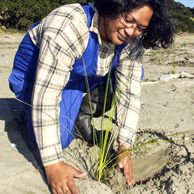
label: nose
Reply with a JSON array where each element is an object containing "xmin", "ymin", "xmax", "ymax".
[{"xmin": 124, "ymin": 26, "xmax": 136, "ymax": 36}]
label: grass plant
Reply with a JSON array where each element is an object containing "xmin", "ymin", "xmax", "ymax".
[
  {"xmin": 151, "ymin": 51, "xmax": 156, "ymax": 59},
  {"xmin": 182, "ymin": 42, "xmax": 186, "ymax": 50}
]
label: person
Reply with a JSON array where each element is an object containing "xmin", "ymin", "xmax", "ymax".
[{"xmin": 8, "ymin": 0, "xmax": 174, "ymax": 193}]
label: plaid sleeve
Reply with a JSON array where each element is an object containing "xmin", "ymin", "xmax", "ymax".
[
  {"xmin": 32, "ymin": 36, "xmax": 73, "ymax": 166},
  {"xmin": 30, "ymin": 4, "xmax": 89, "ymax": 166},
  {"xmin": 115, "ymin": 38, "xmax": 144, "ymax": 147}
]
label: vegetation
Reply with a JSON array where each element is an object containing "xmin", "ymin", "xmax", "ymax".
[
  {"xmin": 0, "ymin": 0, "xmax": 92, "ymax": 31},
  {"xmin": 166, "ymin": 0, "xmax": 194, "ymax": 33},
  {"xmin": 0, "ymin": 0, "xmax": 194, "ymax": 33}
]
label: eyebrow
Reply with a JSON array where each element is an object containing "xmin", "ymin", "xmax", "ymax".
[{"xmin": 129, "ymin": 13, "xmax": 148, "ymax": 28}]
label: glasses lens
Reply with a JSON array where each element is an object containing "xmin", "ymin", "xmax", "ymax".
[{"xmin": 120, "ymin": 13, "xmax": 147, "ymax": 35}]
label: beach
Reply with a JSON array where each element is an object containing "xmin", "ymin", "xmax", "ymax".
[{"xmin": 0, "ymin": 32, "xmax": 193, "ymax": 193}]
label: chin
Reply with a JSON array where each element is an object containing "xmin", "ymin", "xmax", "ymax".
[
  {"xmin": 113, "ymin": 39, "xmax": 125, "ymax": 45},
  {"xmin": 111, "ymin": 34, "xmax": 126, "ymax": 45}
]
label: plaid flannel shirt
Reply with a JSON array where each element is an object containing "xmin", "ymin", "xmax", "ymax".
[{"xmin": 29, "ymin": 3, "xmax": 144, "ymax": 166}]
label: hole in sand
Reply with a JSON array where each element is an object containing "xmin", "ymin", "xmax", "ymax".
[{"xmin": 132, "ymin": 147, "xmax": 179, "ymax": 182}]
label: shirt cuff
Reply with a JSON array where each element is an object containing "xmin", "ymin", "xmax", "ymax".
[
  {"xmin": 39, "ymin": 143, "xmax": 63, "ymax": 166},
  {"xmin": 117, "ymin": 127, "xmax": 137, "ymax": 147}
]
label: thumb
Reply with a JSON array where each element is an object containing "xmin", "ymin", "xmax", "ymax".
[
  {"xmin": 118, "ymin": 157, "xmax": 128, "ymax": 169},
  {"xmin": 118, "ymin": 161, "xmax": 123, "ymax": 168},
  {"xmin": 73, "ymin": 168, "xmax": 87, "ymax": 178}
]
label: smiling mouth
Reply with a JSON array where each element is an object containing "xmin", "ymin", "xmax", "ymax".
[{"xmin": 117, "ymin": 31, "xmax": 126, "ymax": 41}]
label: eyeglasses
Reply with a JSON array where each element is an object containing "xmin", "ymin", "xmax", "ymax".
[{"xmin": 120, "ymin": 13, "xmax": 147, "ymax": 35}]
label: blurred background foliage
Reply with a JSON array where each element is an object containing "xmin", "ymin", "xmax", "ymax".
[{"xmin": 0, "ymin": 0, "xmax": 194, "ymax": 33}]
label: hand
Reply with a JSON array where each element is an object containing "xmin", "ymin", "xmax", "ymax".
[
  {"xmin": 117, "ymin": 143, "xmax": 135, "ymax": 186},
  {"xmin": 45, "ymin": 161, "xmax": 87, "ymax": 194}
]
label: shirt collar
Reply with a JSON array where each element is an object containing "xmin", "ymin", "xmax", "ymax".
[{"xmin": 89, "ymin": 11, "xmax": 103, "ymax": 45}]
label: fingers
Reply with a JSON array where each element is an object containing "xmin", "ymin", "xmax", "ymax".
[
  {"xmin": 67, "ymin": 180, "xmax": 78, "ymax": 194},
  {"xmin": 51, "ymin": 169, "xmax": 85, "ymax": 194},
  {"xmin": 117, "ymin": 155, "xmax": 136, "ymax": 186},
  {"xmin": 50, "ymin": 181, "xmax": 69, "ymax": 194},
  {"xmin": 73, "ymin": 168, "xmax": 87, "ymax": 178},
  {"xmin": 123, "ymin": 164, "xmax": 135, "ymax": 186},
  {"xmin": 51, "ymin": 181, "xmax": 78, "ymax": 194},
  {"xmin": 45, "ymin": 162, "xmax": 87, "ymax": 194}
]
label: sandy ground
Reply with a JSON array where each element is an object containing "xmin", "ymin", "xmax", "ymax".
[{"xmin": 0, "ymin": 32, "xmax": 194, "ymax": 194}]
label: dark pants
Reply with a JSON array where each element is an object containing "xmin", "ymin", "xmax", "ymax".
[{"xmin": 75, "ymin": 84, "xmax": 113, "ymax": 144}]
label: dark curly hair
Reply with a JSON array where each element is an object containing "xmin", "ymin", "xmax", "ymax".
[{"xmin": 94, "ymin": 0, "xmax": 174, "ymax": 49}]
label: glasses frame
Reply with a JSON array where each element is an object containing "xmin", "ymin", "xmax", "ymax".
[{"xmin": 120, "ymin": 13, "xmax": 147, "ymax": 35}]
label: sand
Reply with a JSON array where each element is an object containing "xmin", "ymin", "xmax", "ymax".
[{"xmin": 0, "ymin": 32, "xmax": 193, "ymax": 193}]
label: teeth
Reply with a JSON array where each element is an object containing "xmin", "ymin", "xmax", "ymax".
[{"xmin": 118, "ymin": 32, "xmax": 125, "ymax": 39}]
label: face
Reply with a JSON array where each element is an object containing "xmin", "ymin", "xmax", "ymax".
[{"xmin": 99, "ymin": 5, "xmax": 154, "ymax": 45}]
